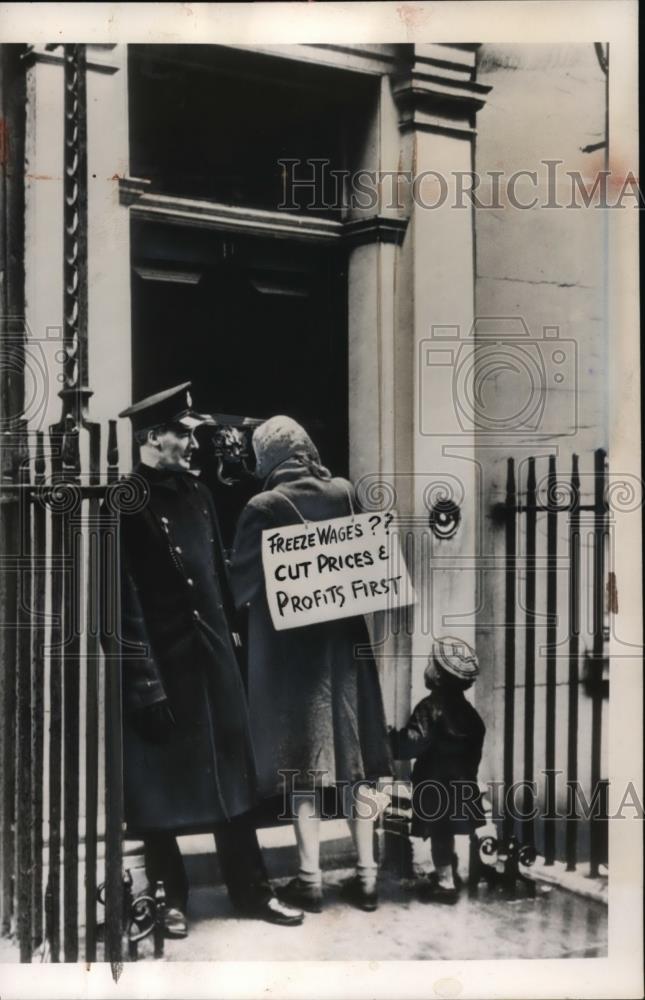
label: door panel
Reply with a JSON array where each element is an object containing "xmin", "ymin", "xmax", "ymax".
[{"xmin": 131, "ymin": 220, "xmax": 347, "ymax": 543}]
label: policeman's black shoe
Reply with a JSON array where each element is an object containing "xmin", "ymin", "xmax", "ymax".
[
  {"xmin": 278, "ymin": 876, "xmax": 323, "ymax": 914},
  {"xmin": 237, "ymin": 896, "xmax": 305, "ymax": 926},
  {"xmin": 418, "ymin": 872, "xmax": 459, "ymax": 906},
  {"xmin": 163, "ymin": 907, "xmax": 188, "ymax": 938},
  {"xmin": 339, "ymin": 875, "xmax": 379, "ymax": 912}
]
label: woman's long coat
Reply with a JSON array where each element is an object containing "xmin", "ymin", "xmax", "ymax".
[
  {"xmin": 104, "ymin": 463, "xmax": 258, "ymax": 835},
  {"xmin": 230, "ymin": 460, "xmax": 392, "ymax": 800}
]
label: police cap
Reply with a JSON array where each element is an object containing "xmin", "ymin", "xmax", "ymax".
[{"xmin": 118, "ymin": 382, "xmax": 215, "ymax": 432}]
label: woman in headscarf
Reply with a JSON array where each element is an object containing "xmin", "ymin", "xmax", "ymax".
[{"xmin": 230, "ymin": 416, "xmax": 392, "ymax": 913}]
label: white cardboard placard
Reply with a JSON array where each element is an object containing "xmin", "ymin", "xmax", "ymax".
[{"xmin": 261, "ymin": 511, "xmax": 415, "ymax": 629}]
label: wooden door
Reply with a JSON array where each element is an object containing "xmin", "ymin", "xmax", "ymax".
[{"xmin": 130, "ymin": 219, "xmax": 347, "ymax": 543}]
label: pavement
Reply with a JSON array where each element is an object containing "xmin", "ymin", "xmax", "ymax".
[
  {"xmin": 145, "ymin": 867, "xmax": 607, "ymax": 963},
  {"xmin": 0, "ymin": 821, "xmax": 608, "ymax": 964}
]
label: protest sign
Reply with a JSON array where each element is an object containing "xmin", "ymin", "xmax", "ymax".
[{"xmin": 261, "ymin": 511, "xmax": 416, "ymax": 630}]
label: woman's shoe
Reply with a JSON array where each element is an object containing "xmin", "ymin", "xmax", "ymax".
[
  {"xmin": 278, "ymin": 876, "xmax": 323, "ymax": 914},
  {"xmin": 339, "ymin": 875, "xmax": 379, "ymax": 912}
]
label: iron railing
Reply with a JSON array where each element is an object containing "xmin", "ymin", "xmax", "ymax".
[
  {"xmin": 496, "ymin": 449, "xmax": 609, "ymax": 874},
  {"xmin": 0, "ymin": 419, "xmax": 126, "ymax": 965}
]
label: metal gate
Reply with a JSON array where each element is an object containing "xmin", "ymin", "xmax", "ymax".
[
  {"xmin": 0, "ymin": 417, "xmax": 126, "ymax": 965},
  {"xmin": 496, "ymin": 449, "xmax": 609, "ymax": 874}
]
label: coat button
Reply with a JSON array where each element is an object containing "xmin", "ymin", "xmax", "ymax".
[
  {"xmin": 202, "ymin": 508, "xmax": 208, "ymax": 516},
  {"xmin": 161, "ymin": 516, "xmax": 169, "ymax": 524},
  {"xmin": 187, "ymin": 578, "xmax": 194, "ymax": 587},
  {"xmin": 192, "ymin": 609, "xmax": 200, "ymax": 621},
  {"xmin": 175, "ymin": 546, "xmax": 182, "ymax": 554}
]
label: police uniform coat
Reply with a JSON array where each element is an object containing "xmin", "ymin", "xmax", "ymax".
[
  {"xmin": 229, "ymin": 458, "xmax": 392, "ymax": 799},
  {"xmin": 107, "ymin": 463, "xmax": 259, "ymax": 835}
]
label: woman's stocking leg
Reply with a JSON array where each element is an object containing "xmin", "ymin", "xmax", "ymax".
[
  {"xmin": 346, "ymin": 784, "xmax": 378, "ymax": 890},
  {"xmin": 292, "ymin": 791, "xmax": 322, "ymax": 885}
]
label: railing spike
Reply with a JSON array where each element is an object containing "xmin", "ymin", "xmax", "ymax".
[
  {"xmin": 107, "ymin": 420, "xmax": 119, "ymax": 483},
  {"xmin": 34, "ymin": 431, "xmax": 46, "ymax": 482}
]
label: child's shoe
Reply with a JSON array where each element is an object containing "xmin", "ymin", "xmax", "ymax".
[{"xmin": 418, "ymin": 872, "xmax": 459, "ymax": 905}]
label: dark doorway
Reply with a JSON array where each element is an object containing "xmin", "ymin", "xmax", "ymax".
[{"xmin": 130, "ymin": 219, "xmax": 348, "ymax": 543}]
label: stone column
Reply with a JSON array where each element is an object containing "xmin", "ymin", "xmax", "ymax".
[
  {"xmin": 21, "ymin": 42, "xmax": 134, "ymax": 940},
  {"xmin": 23, "ymin": 43, "xmax": 132, "ymax": 464},
  {"xmin": 392, "ymin": 44, "xmax": 491, "ymax": 709},
  {"xmin": 346, "ymin": 75, "xmax": 411, "ymax": 727}
]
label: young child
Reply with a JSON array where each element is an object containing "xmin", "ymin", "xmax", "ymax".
[{"xmin": 390, "ymin": 636, "xmax": 486, "ymax": 904}]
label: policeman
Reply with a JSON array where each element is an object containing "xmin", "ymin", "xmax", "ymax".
[{"xmin": 111, "ymin": 383, "xmax": 303, "ymax": 936}]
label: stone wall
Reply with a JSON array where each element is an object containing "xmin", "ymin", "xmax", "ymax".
[{"xmin": 474, "ymin": 44, "xmax": 609, "ymax": 859}]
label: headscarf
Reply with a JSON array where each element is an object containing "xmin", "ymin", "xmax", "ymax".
[{"xmin": 252, "ymin": 415, "xmax": 332, "ymax": 484}]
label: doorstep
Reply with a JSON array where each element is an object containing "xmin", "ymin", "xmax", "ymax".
[
  {"xmin": 522, "ymin": 856, "xmax": 608, "ymax": 904},
  {"xmin": 124, "ymin": 803, "xmax": 609, "ymax": 907},
  {"xmin": 123, "ymin": 818, "xmax": 356, "ymax": 894},
  {"xmin": 380, "ymin": 797, "xmax": 609, "ymax": 906},
  {"xmin": 187, "ymin": 817, "xmax": 356, "ymax": 885}
]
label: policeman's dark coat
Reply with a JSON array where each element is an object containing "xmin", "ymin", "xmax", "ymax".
[
  {"xmin": 105, "ymin": 463, "xmax": 258, "ymax": 835},
  {"xmin": 229, "ymin": 459, "xmax": 392, "ymax": 799},
  {"xmin": 390, "ymin": 690, "xmax": 486, "ymax": 839}
]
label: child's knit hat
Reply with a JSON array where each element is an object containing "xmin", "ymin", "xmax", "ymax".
[{"xmin": 425, "ymin": 636, "xmax": 480, "ymax": 687}]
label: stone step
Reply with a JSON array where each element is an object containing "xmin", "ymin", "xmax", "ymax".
[{"xmin": 122, "ymin": 819, "xmax": 357, "ymax": 896}]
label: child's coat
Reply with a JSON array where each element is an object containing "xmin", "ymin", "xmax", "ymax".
[{"xmin": 390, "ymin": 689, "xmax": 486, "ymax": 839}]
